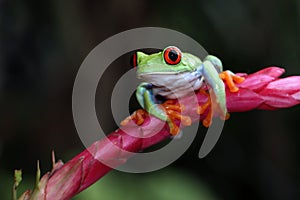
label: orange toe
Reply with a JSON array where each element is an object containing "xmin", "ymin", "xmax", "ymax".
[
  {"xmin": 120, "ymin": 117, "xmax": 132, "ymax": 126},
  {"xmin": 232, "ymin": 75, "xmax": 245, "ymax": 84},
  {"xmin": 202, "ymin": 108, "xmax": 213, "ymax": 127},
  {"xmin": 120, "ymin": 109, "xmax": 148, "ymax": 126},
  {"xmin": 197, "ymin": 88, "xmax": 232, "ymax": 127},
  {"xmin": 197, "ymin": 90, "xmax": 213, "ymax": 127},
  {"xmin": 161, "ymin": 100, "xmax": 191, "ymax": 135},
  {"xmin": 135, "ymin": 109, "xmax": 147, "ymax": 125},
  {"xmin": 219, "ymin": 71, "xmax": 244, "ymax": 93},
  {"xmin": 197, "ymin": 100, "xmax": 211, "ymax": 115},
  {"xmin": 197, "ymin": 89, "xmax": 211, "ymax": 115},
  {"xmin": 168, "ymin": 120, "xmax": 180, "ymax": 135}
]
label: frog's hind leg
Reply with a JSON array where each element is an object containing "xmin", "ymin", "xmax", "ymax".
[
  {"xmin": 197, "ymin": 89, "xmax": 230, "ymax": 127},
  {"xmin": 197, "ymin": 89, "xmax": 213, "ymax": 127}
]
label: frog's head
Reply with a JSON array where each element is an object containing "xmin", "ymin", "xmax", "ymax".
[{"xmin": 131, "ymin": 46, "xmax": 202, "ymax": 79}]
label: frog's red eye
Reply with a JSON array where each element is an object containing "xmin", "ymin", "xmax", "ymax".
[
  {"xmin": 130, "ymin": 52, "xmax": 137, "ymax": 68},
  {"xmin": 163, "ymin": 46, "xmax": 182, "ymax": 65}
]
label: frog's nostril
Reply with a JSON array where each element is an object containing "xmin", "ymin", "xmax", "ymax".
[{"xmin": 130, "ymin": 53, "xmax": 137, "ymax": 68}]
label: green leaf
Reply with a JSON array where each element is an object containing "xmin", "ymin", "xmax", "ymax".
[{"xmin": 13, "ymin": 170, "xmax": 22, "ymax": 200}]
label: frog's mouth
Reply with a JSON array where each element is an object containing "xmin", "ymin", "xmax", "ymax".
[
  {"xmin": 137, "ymin": 71, "xmax": 191, "ymax": 82},
  {"xmin": 137, "ymin": 68, "xmax": 202, "ymax": 82},
  {"xmin": 137, "ymin": 71, "xmax": 182, "ymax": 79},
  {"xmin": 137, "ymin": 71, "xmax": 203, "ymax": 89}
]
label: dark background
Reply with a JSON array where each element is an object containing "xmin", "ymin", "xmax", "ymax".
[{"xmin": 0, "ymin": 0, "xmax": 300, "ymax": 199}]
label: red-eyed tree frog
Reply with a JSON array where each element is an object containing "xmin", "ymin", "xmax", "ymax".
[{"xmin": 121, "ymin": 46, "xmax": 244, "ymax": 135}]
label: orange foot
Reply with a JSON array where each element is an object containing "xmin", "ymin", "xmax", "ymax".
[
  {"xmin": 121, "ymin": 109, "xmax": 148, "ymax": 126},
  {"xmin": 219, "ymin": 71, "xmax": 245, "ymax": 93},
  {"xmin": 161, "ymin": 100, "xmax": 192, "ymax": 135},
  {"xmin": 197, "ymin": 89, "xmax": 230, "ymax": 127},
  {"xmin": 120, "ymin": 100, "xmax": 192, "ymax": 136}
]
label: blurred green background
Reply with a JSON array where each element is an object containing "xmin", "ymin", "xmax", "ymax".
[{"xmin": 1, "ymin": 0, "xmax": 300, "ymax": 199}]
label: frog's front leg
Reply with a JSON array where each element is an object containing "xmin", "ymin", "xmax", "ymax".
[
  {"xmin": 121, "ymin": 82, "xmax": 191, "ymax": 135},
  {"xmin": 137, "ymin": 83, "xmax": 192, "ymax": 135},
  {"xmin": 197, "ymin": 56, "xmax": 245, "ymax": 127},
  {"xmin": 204, "ymin": 55, "xmax": 223, "ymax": 73},
  {"xmin": 121, "ymin": 82, "xmax": 153, "ymax": 126},
  {"xmin": 198, "ymin": 60, "xmax": 227, "ymax": 123},
  {"xmin": 135, "ymin": 82, "xmax": 168, "ymax": 122},
  {"xmin": 204, "ymin": 55, "xmax": 245, "ymax": 92}
]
